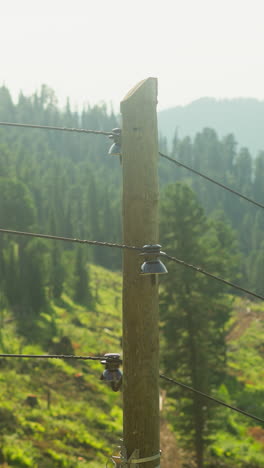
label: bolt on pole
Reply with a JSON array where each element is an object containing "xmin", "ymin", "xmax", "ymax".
[{"xmin": 121, "ymin": 78, "xmax": 160, "ymax": 467}]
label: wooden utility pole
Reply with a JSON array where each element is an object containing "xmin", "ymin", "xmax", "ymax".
[{"xmin": 121, "ymin": 78, "xmax": 160, "ymax": 467}]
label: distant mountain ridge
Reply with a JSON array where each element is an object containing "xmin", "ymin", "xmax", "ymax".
[{"xmin": 158, "ymin": 97, "xmax": 264, "ymax": 157}]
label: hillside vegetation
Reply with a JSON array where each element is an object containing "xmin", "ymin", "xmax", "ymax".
[
  {"xmin": 0, "ymin": 265, "xmax": 122, "ymax": 467},
  {"xmin": 206, "ymin": 298, "xmax": 264, "ymax": 467},
  {"xmin": 0, "ymin": 85, "xmax": 264, "ymax": 467},
  {"xmin": 1, "ymin": 275, "xmax": 263, "ymax": 467}
]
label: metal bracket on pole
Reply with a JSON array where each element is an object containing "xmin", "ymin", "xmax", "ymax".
[
  {"xmin": 128, "ymin": 450, "xmax": 160, "ymax": 466},
  {"xmin": 127, "ymin": 449, "xmax": 140, "ymax": 467},
  {"xmin": 111, "ymin": 448, "xmax": 161, "ymax": 467}
]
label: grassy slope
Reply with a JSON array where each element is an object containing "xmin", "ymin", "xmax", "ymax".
[
  {"xmin": 161, "ymin": 296, "xmax": 264, "ymax": 467},
  {"xmin": 207, "ymin": 297, "xmax": 264, "ymax": 467},
  {"xmin": 0, "ymin": 265, "xmax": 122, "ymax": 468},
  {"xmin": 0, "ymin": 268, "xmax": 263, "ymax": 467}
]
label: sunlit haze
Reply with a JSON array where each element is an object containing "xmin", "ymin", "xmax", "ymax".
[{"xmin": 1, "ymin": 0, "xmax": 264, "ymax": 111}]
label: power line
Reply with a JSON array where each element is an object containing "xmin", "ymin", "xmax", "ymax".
[
  {"xmin": 2, "ymin": 352, "xmax": 263, "ymax": 423},
  {"xmin": 0, "ymin": 227, "xmax": 262, "ymax": 300},
  {"xmin": 162, "ymin": 252, "xmax": 264, "ymax": 301},
  {"xmin": 0, "ymin": 121, "xmax": 113, "ymax": 136},
  {"xmin": 160, "ymin": 374, "xmax": 264, "ymax": 425},
  {"xmin": 159, "ymin": 152, "xmax": 264, "ymax": 211},
  {"xmin": 0, "ymin": 353, "xmax": 105, "ymax": 361},
  {"xmin": 1, "ymin": 122, "xmax": 263, "ymax": 212},
  {"xmin": 0, "ymin": 228, "xmax": 142, "ymax": 252}
]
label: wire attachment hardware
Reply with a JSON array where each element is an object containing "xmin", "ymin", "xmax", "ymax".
[
  {"xmin": 111, "ymin": 447, "xmax": 161, "ymax": 467},
  {"xmin": 100, "ymin": 353, "xmax": 122, "ymax": 392},
  {"xmin": 140, "ymin": 244, "xmax": 168, "ymax": 275},
  {"xmin": 108, "ymin": 128, "xmax": 121, "ymax": 159}
]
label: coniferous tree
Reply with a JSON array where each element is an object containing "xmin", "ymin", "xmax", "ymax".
[
  {"xmin": 0, "ymin": 178, "xmax": 36, "ymax": 230},
  {"xmin": 20, "ymin": 240, "xmax": 47, "ymax": 315},
  {"xmin": 251, "ymin": 240, "xmax": 264, "ymax": 294},
  {"xmin": 50, "ymin": 243, "xmax": 64, "ymax": 300},
  {"xmin": 160, "ymin": 183, "xmax": 235, "ymax": 468},
  {"xmin": 73, "ymin": 247, "xmax": 90, "ymax": 305},
  {"xmin": 4, "ymin": 243, "xmax": 19, "ymax": 308},
  {"xmin": 253, "ymin": 151, "xmax": 264, "ymax": 202}
]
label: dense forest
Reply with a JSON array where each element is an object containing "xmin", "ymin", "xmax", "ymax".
[
  {"xmin": 0, "ymin": 85, "xmax": 263, "ymax": 467},
  {"xmin": 158, "ymin": 97, "xmax": 264, "ymax": 156}
]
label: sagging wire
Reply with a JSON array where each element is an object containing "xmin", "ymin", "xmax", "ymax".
[
  {"xmin": 159, "ymin": 152, "xmax": 264, "ymax": 211},
  {"xmin": 160, "ymin": 374, "xmax": 264, "ymax": 424}
]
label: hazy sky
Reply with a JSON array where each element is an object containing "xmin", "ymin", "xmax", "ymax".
[{"xmin": 1, "ymin": 0, "xmax": 264, "ymax": 111}]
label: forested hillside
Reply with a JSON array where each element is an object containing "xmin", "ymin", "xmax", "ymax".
[
  {"xmin": 0, "ymin": 85, "xmax": 263, "ymax": 467},
  {"xmin": 158, "ymin": 97, "xmax": 264, "ymax": 156}
]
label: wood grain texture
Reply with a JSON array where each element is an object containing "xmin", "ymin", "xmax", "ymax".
[{"xmin": 121, "ymin": 77, "xmax": 160, "ymax": 467}]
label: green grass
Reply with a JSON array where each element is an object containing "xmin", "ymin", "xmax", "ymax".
[
  {"xmin": 0, "ymin": 264, "xmax": 122, "ymax": 467},
  {"xmin": 206, "ymin": 297, "xmax": 264, "ymax": 467},
  {"xmin": 1, "ymin": 269, "xmax": 264, "ymax": 467}
]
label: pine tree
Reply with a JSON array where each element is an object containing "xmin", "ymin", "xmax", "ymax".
[
  {"xmin": 251, "ymin": 240, "xmax": 264, "ymax": 294},
  {"xmin": 4, "ymin": 243, "xmax": 19, "ymax": 307},
  {"xmin": 0, "ymin": 178, "xmax": 36, "ymax": 230},
  {"xmin": 73, "ymin": 247, "xmax": 90, "ymax": 305},
  {"xmin": 50, "ymin": 243, "xmax": 64, "ymax": 300},
  {"xmin": 20, "ymin": 240, "xmax": 47, "ymax": 315},
  {"xmin": 253, "ymin": 151, "xmax": 264, "ymax": 202},
  {"xmin": 160, "ymin": 182, "xmax": 235, "ymax": 468}
]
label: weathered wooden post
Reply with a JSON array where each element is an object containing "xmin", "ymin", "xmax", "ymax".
[{"xmin": 121, "ymin": 78, "xmax": 160, "ymax": 467}]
